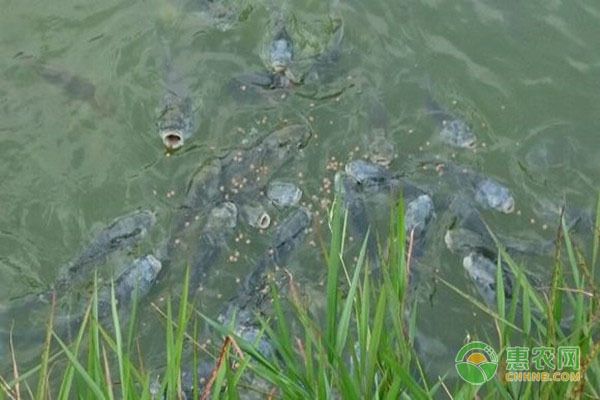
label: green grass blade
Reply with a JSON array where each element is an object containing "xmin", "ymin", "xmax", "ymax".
[
  {"xmin": 592, "ymin": 193, "xmax": 600, "ymax": 276},
  {"xmin": 52, "ymin": 332, "xmax": 106, "ymax": 400},
  {"xmin": 109, "ymin": 283, "xmax": 127, "ymax": 400},
  {"xmin": 335, "ymin": 231, "xmax": 367, "ymax": 357},
  {"xmin": 326, "ymin": 199, "xmax": 344, "ymax": 362}
]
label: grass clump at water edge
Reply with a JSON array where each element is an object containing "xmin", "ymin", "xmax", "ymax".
[{"xmin": 1, "ymin": 196, "xmax": 599, "ymax": 399}]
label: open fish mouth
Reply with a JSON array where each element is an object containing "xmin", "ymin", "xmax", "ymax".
[
  {"xmin": 160, "ymin": 130, "xmax": 184, "ymax": 150},
  {"xmin": 271, "ymin": 62, "xmax": 289, "ymax": 73},
  {"xmin": 502, "ymin": 198, "xmax": 515, "ymax": 214}
]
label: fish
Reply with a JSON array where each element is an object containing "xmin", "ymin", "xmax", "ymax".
[
  {"xmin": 462, "ymin": 251, "xmax": 513, "ymax": 306},
  {"xmin": 266, "ymin": 180, "xmax": 302, "ymax": 208},
  {"xmin": 425, "ymin": 97, "xmax": 477, "ymax": 149},
  {"xmin": 55, "ymin": 210, "xmax": 156, "ymax": 291},
  {"xmin": 156, "ymin": 42, "xmax": 197, "ymax": 150}
]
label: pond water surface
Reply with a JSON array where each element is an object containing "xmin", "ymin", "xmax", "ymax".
[{"xmin": 1, "ymin": 0, "xmax": 600, "ymax": 384}]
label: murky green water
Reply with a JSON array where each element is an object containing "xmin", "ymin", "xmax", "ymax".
[{"xmin": 1, "ymin": 0, "xmax": 599, "ymax": 381}]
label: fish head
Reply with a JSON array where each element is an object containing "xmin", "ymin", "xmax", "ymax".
[
  {"xmin": 269, "ymin": 33, "xmax": 293, "ymax": 73},
  {"xmin": 476, "ymin": 180, "xmax": 515, "ymax": 214}
]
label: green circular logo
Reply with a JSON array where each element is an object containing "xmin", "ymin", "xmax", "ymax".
[{"xmin": 455, "ymin": 341, "xmax": 498, "ymax": 384}]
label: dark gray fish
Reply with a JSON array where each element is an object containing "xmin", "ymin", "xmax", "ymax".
[
  {"xmin": 184, "ymin": 208, "xmax": 311, "ymax": 393},
  {"xmin": 474, "ymin": 179, "xmax": 515, "ymax": 214},
  {"xmin": 156, "ymin": 90, "xmax": 195, "ymax": 150},
  {"xmin": 405, "ymin": 194, "xmax": 436, "ymax": 260},
  {"xmin": 55, "ymin": 210, "xmax": 156, "ymax": 291},
  {"xmin": 531, "ymin": 197, "xmax": 595, "ymax": 236},
  {"xmin": 230, "ymin": 16, "xmax": 344, "ymax": 97},
  {"xmin": 345, "ymin": 159, "xmax": 394, "ymax": 189},
  {"xmin": 425, "ymin": 97, "xmax": 476, "ymax": 149},
  {"xmin": 298, "ymin": 17, "xmax": 344, "ymax": 87},
  {"xmin": 334, "ymin": 171, "xmax": 379, "ymax": 268},
  {"xmin": 443, "ymin": 194, "xmax": 553, "ymax": 258},
  {"xmin": 405, "ymin": 195, "xmax": 435, "ymax": 240},
  {"xmin": 188, "ymin": 202, "xmax": 238, "ymax": 288},
  {"xmin": 190, "ymin": 123, "xmax": 311, "ymax": 207},
  {"xmin": 269, "ymin": 25, "xmax": 293, "ymax": 74},
  {"xmin": 1, "ymin": 255, "xmax": 161, "ymax": 364},
  {"xmin": 266, "ymin": 180, "xmax": 302, "ymax": 208},
  {"xmin": 218, "ymin": 207, "xmax": 311, "ymax": 343},
  {"xmin": 427, "ymin": 162, "xmax": 515, "ymax": 214},
  {"xmin": 162, "ymin": 123, "xmax": 311, "ymax": 265},
  {"xmin": 156, "ymin": 43, "xmax": 197, "ymax": 150},
  {"xmin": 344, "ymin": 159, "xmax": 424, "ymax": 198},
  {"xmin": 97, "ymin": 254, "xmax": 162, "ymax": 314},
  {"xmin": 366, "ymin": 92, "xmax": 396, "ymax": 167},
  {"xmin": 463, "ymin": 252, "xmax": 513, "ymax": 306}
]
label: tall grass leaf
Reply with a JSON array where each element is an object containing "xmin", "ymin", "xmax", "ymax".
[
  {"xmin": 335, "ymin": 232, "xmax": 367, "ymax": 357},
  {"xmin": 57, "ymin": 297, "xmax": 93, "ymax": 399},
  {"xmin": 358, "ymin": 267, "xmax": 370, "ymax": 379},
  {"xmin": 270, "ymin": 284, "xmax": 293, "ymax": 362},
  {"xmin": 496, "ymin": 254, "xmax": 506, "ymax": 321},
  {"xmin": 326, "ymin": 199, "xmax": 344, "ymax": 362},
  {"xmin": 391, "ymin": 365, "xmax": 430, "ymax": 400},
  {"xmin": 522, "ymin": 288, "xmax": 531, "ymax": 335},
  {"xmin": 365, "ymin": 292, "xmax": 386, "ymax": 394},
  {"xmin": 562, "ymin": 217, "xmax": 581, "ymax": 287},
  {"xmin": 209, "ymin": 354, "xmax": 228, "ymax": 400},
  {"xmin": 408, "ymin": 298, "xmax": 418, "ymax": 347},
  {"xmin": 592, "ymin": 193, "xmax": 600, "ymax": 276},
  {"xmin": 164, "ymin": 299, "xmax": 175, "ymax": 398},
  {"xmin": 52, "ymin": 332, "xmax": 106, "ymax": 400},
  {"xmin": 493, "ymin": 235, "xmax": 545, "ymax": 313},
  {"xmin": 89, "ymin": 279, "xmax": 102, "ymax": 386},
  {"xmin": 548, "ymin": 257, "xmax": 563, "ymax": 343},
  {"xmin": 109, "ymin": 283, "xmax": 126, "ymax": 400},
  {"xmin": 35, "ymin": 291, "xmax": 56, "ymax": 400},
  {"xmin": 173, "ymin": 266, "xmax": 191, "ymax": 392}
]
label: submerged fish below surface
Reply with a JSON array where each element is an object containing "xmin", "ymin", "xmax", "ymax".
[
  {"xmin": 218, "ymin": 207, "xmax": 311, "ymax": 356},
  {"xmin": 426, "ymin": 161, "xmax": 515, "ymax": 214},
  {"xmin": 405, "ymin": 194, "xmax": 435, "ymax": 240},
  {"xmin": 267, "ymin": 180, "xmax": 302, "ymax": 208},
  {"xmin": 463, "ymin": 252, "xmax": 513, "ymax": 306},
  {"xmin": 426, "ymin": 97, "xmax": 477, "ymax": 149},
  {"xmin": 405, "ymin": 194, "xmax": 436, "ymax": 260},
  {"xmin": 187, "ymin": 202, "xmax": 238, "ymax": 289},
  {"xmin": 58, "ymin": 254, "xmax": 162, "ymax": 339},
  {"xmin": 186, "ymin": 123, "xmax": 311, "ymax": 210},
  {"xmin": 162, "ymin": 123, "xmax": 311, "ymax": 266},
  {"xmin": 474, "ymin": 179, "xmax": 515, "ymax": 214},
  {"xmin": 365, "ymin": 92, "xmax": 396, "ymax": 167},
  {"xmin": 334, "ymin": 171, "xmax": 379, "ymax": 268},
  {"xmin": 55, "ymin": 210, "xmax": 156, "ymax": 291},
  {"xmin": 269, "ymin": 26, "xmax": 294, "ymax": 74},
  {"xmin": 97, "ymin": 255, "xmax": 162, "ymax": 313},
  {"xmin": 345, "ymin": 159, "xmax": 395, "ymax": 189},
  {"xmin": 156, "ymin": 90, "xmax": 195, "ymax": 150},
  {"xmin": 0, "ymin": 255, "xmax": 162, "ymax": 363}
]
